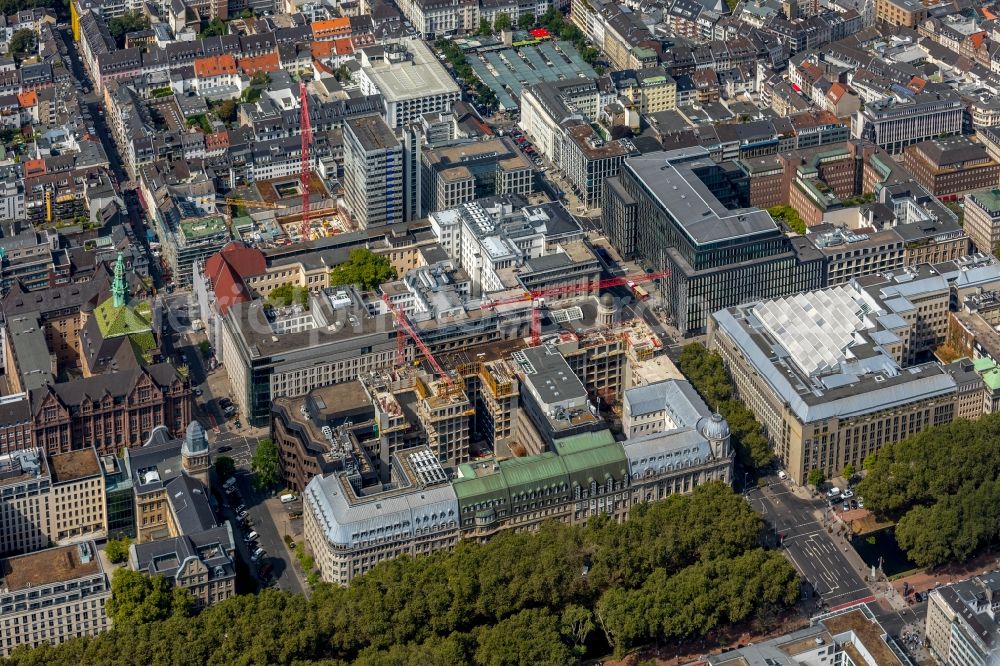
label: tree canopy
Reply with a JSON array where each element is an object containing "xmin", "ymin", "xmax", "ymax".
[
  {"xmin": 267, "ymin": 283, "xmax": 310, "ymax": 309},
  {"xmin": 767, "ymin": 205, "xmax": 806, "ymax": 235},
  {"xmin": 107, "ymin": 10, "xmax": 149, "ymax": 48},
  {"xmin": 5, "ymin": 483, "xmax": 797, "ymax": 665},
  {"xmin": 104, "ymin": 537, "xmax": 131, "ymax": 564},
  {"xmin": 9, "ymin": 29, "xmax": 33, "ymax": 60},
  {"xmin": 858, "ymin": 413, "xmax": 1000, "ymax": 568},
  {"xmin": 251, "ymin": 438, "xmax": 280, "ymax": 490},
  {"xmin": 329, "ymin": 248, "xmax": 396, "ymax": 291},
  {"xmin": 679, "ymin": 343, "xmax": 774, "ymax": 472}
]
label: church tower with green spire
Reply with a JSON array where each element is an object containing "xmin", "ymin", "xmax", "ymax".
[{"xmin": 112, "ymin": 251, "xmax": 127, "ymax": 308}]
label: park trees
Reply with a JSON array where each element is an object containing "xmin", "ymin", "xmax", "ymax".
[{"xmin": 858, "ymin": 413, "xmax": 1000, "ymax": 568}]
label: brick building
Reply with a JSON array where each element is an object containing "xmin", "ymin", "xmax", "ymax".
[{"xmin": 903, "ymin": 137, "xmax": 1000, "ymax": 198}]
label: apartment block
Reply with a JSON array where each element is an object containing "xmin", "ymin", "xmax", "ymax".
[
  {"xmin": 422, "ymin": 137, "xmax": 535, "ymax": 213},
  {"xmin": 47, "ymin": 449, "xmax": 107, "ymax": 545}
]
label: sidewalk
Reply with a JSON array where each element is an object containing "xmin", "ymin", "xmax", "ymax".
[{"xmin": 891, "ymin": 550, "xmax": 1000, "ymax": 599}]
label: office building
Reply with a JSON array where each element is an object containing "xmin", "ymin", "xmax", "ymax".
[
  {"xmin": 926, "ymin": 571, "xmax": 1000, "ymax": 666},
  {"xmin": 124, "ymin": 421, "xmax": 213, "ymax": 544},
  {"xmin": 0, "ymin": 449, "xmax": 50, "ymax": 556},
  {"xmin": 559, "ymin": 123, "xmax": 636, "ymax": 209},
  {"xmin": 357, "ymin": 41, "xmax": 461, "ymax": 128},
  {"xmin": 0, "ymin": 542, "xmax": 111, "ymax": 658},
  {"xmin": 0, "ymin": 447, "xmax": 109, "ymax": 556},
  {"xmin": 852, "ymin": 93, "xmax": 963, "ymax": 154},
  {"xmin": 964, "ymin": 189, "xmax": 1000, "ymax": 255},
  {"xmin": 809, "ymin": 226, "xmax": 906, "ymax": 286},
  {"xmin": 422, "ymin": 138, "xmax": 536, "ymax": 213},
  {"xmin": 876, "ymin": 0, "xmax": 927, "ymax": 27},
  {"xmin": 219, "ymin": 287, "xmax": 403, "ymax": 427},
  {"xmin": 47, "ymin": 449, "xmax": 107, "ymax": 545},
  {"xmin": 343, "ymin": 116, "xmax": 405, "ymax": 229},
  {"xmin": 303, "ymin": 346, "xmax": 733, "ymax": 585},
  {"xmin": 903, "ymin": 137, "xmax": 1000, "ymax": 197},
  {"xmin": 129, "ymin": 526, "xmax": 236, "ymax": 608},
  {"xmin": 710, "ymin": 278, "xmax": 964, "ymax": 485},
  {"xmin": 604, "ymin": 147, "xmax": 827, "ymax": 336},
  {"xmin": 710, "ymin": 606, "xmax": 911, "ymax": 666}
]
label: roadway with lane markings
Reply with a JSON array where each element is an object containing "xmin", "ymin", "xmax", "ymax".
[{"xmin": 747, "ymin": 483, "xmax": 871, "ymax": 608}]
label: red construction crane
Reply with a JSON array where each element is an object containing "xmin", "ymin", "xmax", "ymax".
[
  {"xmin": 481, "ymin": 270, "xmax": 669, "ymax": 346},
  {"xmin": 381, "ymin": 293, "xmax": 454, "ymax": 386},
  {"xmin": 299, "ymin": 82, "xmax": 312, "ymax": 242}
]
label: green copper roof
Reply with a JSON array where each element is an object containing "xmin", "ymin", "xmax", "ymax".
[
  {"xmin": 973, "ymin": 357, "xmax": 997, "ymax": 372},
  {"xmin": 453, "ymin": 461, "xmax": 510, "ymax": 501},
  {"xmin": 499, "ymin": 452, "xmax": 568, "ymax": 491},
  {"xmin": 94, "ymin": 298, "xmax": 153, "ymax": 342},
  {"xmin": 983, "ymin": 368, "xmax": 1000, "ymax": 391},
  {"xmin": 554, "ymin": 431, "xmax": 628, "ymax": 482}
]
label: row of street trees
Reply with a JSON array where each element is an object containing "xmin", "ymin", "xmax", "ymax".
[
  {"xmin": 6, "ymin": 483, "xmax": 798, "ymax": 665},
  {"xmin": 678, "ymin": 344, "xmax": 774, "ymax": 472}
]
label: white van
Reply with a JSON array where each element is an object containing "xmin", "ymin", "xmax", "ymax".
[
  {"xmin": 827, "ymin": 486, "xmax": 841, "ymax": 498},
  {"xmin": 280, "ymin": 494, "xmax": 297, "ymax": 504}
]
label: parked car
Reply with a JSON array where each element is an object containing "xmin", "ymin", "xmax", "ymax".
[
  {"xmin": 842, "ymin": 502, "xmax": 850, "ymax": 512},
  {"xmin": 777, "ymin": 470, "xmax": 787, "ymax": 480},
  {"xmin": 236, "ymin": 504, "xmax": 246, "ymax": 513},
  {"xmin": 237, "ymin": 510, "xmax": 249, "ymax": 520},
  {"xmin": 218, "ymin": 445, "xmax": 232, "ymax": 453},
  {"xmin": 843, "ymin": 489, "xmax": 854, "ymax": 499},
  {"xmin": 244, "ymin": 531, "xmax": 258, "ymax": 542},
  {"xmin": 194, "ymin": 388, "xmax": 203, "ymax": 397}
]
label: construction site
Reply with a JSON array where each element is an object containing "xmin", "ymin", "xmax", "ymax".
[{"xmin": 220, "ymin": 82, "xmax": 354, "ymax": 245}]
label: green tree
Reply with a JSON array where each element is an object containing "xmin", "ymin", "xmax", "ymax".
[
  {"xmin": 199, "ymin": 16, "xmax": 227, "ymax": 37},
  {"xmin": 251, "ymin": 70, "xmax": 270, "ymax": 87},
  {"xmin": 251, "ymin": 438, "xmax": 280, "ymax": 490},
  {"xmin": 104, "ymin": 537, "xmax": 131, "ymax": 564},
  {"xmin": 475, "ymin": 608, "xmax": 575, "ymax": 666},
  {"xmin": 329, "ymin": 248, "xmax": 396, "ymax": 290},
  {"xmin": 767, "ymin": 205, "xmax": 806, "ymax": 235},
  {"xmin": 518, "ymin": 12, "xmax": 535, "ymax": 29},
  {"xmin": 213, "ymin": 99, "xmax": 237, "ymax": 123},
  {"xmin": 493, "ymin": 12, "xmax": 512, "ymax": 32},
  {"xmin": 994, "ymin": 244, "xmax": 1000, "ymax": 262},
  {"xmin": 107, "ymin": 10, "xmax": 149, "ymax": 48},
  {"xmin": 807, "ymin": 468, "xmax": 826, "ymax": 488},
  {"xmin": 841, "ymin": 463, "xmax": 856, "ymax": 482},
  {"xmin": 560, "ymin": 604, "xmax": 594, "ymax": 653},
  {"xmin": 240, "ymin": 8, "xmax": 253, "ymax": 18},
  {"xmin": 214, "ymin": 455, "xmax": 235, "ymax": 482},
  {"xmin": 9, "ymin": 29, "xmax": 33, "ymax": 60},
  {"xmin": 198, "ymin": 339, "xmax": 212, "ymax": 356},
  {"xmin": 477, "ymin": 17, "xmax": 492, "ymax": 34},
  {"xmin": 106, "ymin": 569, "xmax": 193, "ymax": 630}
]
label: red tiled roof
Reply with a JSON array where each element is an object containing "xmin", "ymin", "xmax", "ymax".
[
  {"xmin": 238, "ymin": 52, "xmax": 280, "ymax": 75},
  {"xmin": 203, "ymin": 243, "xmax": 266, "ymax": 315},
  {"xmin": 194, "ymin": 54, "xmax": 238, "ymax": 79}
]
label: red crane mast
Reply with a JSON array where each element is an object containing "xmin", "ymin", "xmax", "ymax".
[
  {"xmin": 299, "ymin": 82, "xmax": 312, "ymax": 242},
  {"xmin": 381, "ymin": 293, "xmax": 454, "ymax": 386}
]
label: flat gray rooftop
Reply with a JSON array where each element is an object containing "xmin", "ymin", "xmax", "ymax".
[{"xmin": 624, "ymin": 148, "xmax": 778, "ymax": 246}]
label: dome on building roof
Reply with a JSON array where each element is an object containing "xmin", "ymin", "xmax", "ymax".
[
  {"xmin": 699, "ymin": 413, "xmax": 730, "ymax": 441},
  {"xmin": 182, "ymin": 420, "xmax": 208, "ymax": 456}
]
